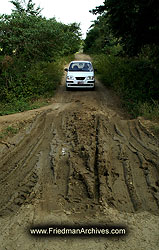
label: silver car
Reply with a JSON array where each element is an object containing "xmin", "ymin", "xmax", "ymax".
[{"xmin": 65, "ymin": 61, "xmax": 96, "ymax": 90}]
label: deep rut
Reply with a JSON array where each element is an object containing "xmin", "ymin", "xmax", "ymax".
[{"xmin": 39, "ymin": 107, "xmax": 159, "ymax": 215}]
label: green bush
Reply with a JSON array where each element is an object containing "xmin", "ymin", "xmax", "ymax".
[
  {"xmin": 138, "ymin": 100, "xmax": 159, "ymax": 120},
  {"xmin": 0, "ymin": 55, "xmax": 73, "ymax": 115},
  {"xmin": 0, "ymin": 1, "xmax": 81, "ymax": 115},
  {"xmin": 0, "ymin": 59, "xmax": 61, "ymax": 101},
  {"xmin": 93, "ymin": 54, "xmax": 159, "ymax": 118}
]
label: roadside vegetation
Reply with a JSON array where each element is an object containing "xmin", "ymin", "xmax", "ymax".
[
  {"xmin": 0, "ymin": 0, "xmax": 81, "ymax": 115},
  {"xmin": 0, "ymin": 125, "xmax": 19, "ymax": 139},
  {"xmin": 84, "ymin": 1, "xmax": 159, "ymax": 120}
]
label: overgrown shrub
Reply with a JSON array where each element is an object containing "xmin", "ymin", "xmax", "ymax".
[
  {"xmin": 0, "ymin": 0, "xmax": 81, "ymax": 115},
  {"xmin": 93, "ymin": 54, "xmax": 159, "ymax": 118},
  {"xmin": 0, "ymin": 59, "xmax": 60, "ymax": 101},
  {"xmin": 0, "ymin": 55, "xmax": 73, "ymax": 115}
]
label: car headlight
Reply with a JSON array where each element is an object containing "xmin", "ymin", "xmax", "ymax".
[
  {"xmin": 87, "ymin": 76, "xmax": 94, "ymax": 80},
  {"xmin": 67, "ymin": 75, "xmax": 74, "ymax": 80}
]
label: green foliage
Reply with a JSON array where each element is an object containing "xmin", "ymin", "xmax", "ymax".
[
  {"xmin": 0, "ymin": 54, "xmax": 73, "ymax": 115},
  {"xmin": 85, "ymin": 1, "xmax": 159, "ymax": 120},
  {"xmin": 0, "ymin": 58, "xmax": 65, "ymax": 108},
  {"xmin": 0, "ymin": 98, "xmax": 47, "ymax": 115},
  {"xmin": 91, "ymin": 0, "xmax": 159, "ymax": 56},
  {"xmin": 0, "ymin": 0, "xmax": 81, "ymax": 63},
  {"xmin": 93, "ymin": 54, "xmax": 159, "ymax": 118},
  {"xmin": 0, "ymin": 125, "xmax": 18, "ymax": 139},
  {"xmin": 0, "ymin": 13, "xmax": 81, "ymax": 61},
  {"xmin": 10, "ymin": 0, "xmax": 42, "ymax": 16},
  {"xmin": 0, "ymin": 0, "xmax": 81, "ymax": 115},
  {"xmin": 84, "ymin": 14, "xmax": 117, "ymax": 54},
  {"xmin": 4, "ymin": 126, "xmax": 18, "ymax": 135},
  {"xmin": 138, "ymin": 101, "xmax": 159, "ymax": 120}
]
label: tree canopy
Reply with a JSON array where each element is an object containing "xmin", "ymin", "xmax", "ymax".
[
  {"xmin": 91, "ymin": 0, "xmax": 159, "ymax": 56},
  {"xmin": 0, "ymin": 0, "xmax": 82, "ymax": 106},
  {"xmin": 84, "ymin": 14, "xmax": 115, "ymax": 54},
  {"xmin": 0, "ymin": 0, "xmax": 82, "ymax": 61},
  {"xmin": 10, "ymin": 0, "xmax": 42, "ymax": 16}
]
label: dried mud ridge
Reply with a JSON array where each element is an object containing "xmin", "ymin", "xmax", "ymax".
[{"xmin": 0, "ymin": 100, "xmax": 159, "ymax": 217}]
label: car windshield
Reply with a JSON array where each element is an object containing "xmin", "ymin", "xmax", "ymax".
[{"xmin": 69, "ymin": 62, "xmax": 93, "ymax": 72}]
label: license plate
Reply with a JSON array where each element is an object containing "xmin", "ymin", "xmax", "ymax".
[{"xmin": 78, "ymin": 81, "xmax": 84, "ymax": 84}]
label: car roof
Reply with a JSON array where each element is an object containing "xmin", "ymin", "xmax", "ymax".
[{"xmin": 70, "ymin": 61, "xmax": 92, "ymax": 64}]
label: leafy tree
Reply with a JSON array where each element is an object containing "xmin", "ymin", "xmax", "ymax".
[
  {"xmin": 84, "ymin": 14, "xmax": 116, "ymax": 54},
  {"xmin": 63, "ymin": 22, "xmax": 82, "ymax": 54},
  {"xmin": 91, "ymin": 0, "xmax": 159, "ymax": 56},
  {"xmin": 0, "ymin": 0, "xmax": 82, "ymax": 105},
  {"xmin": 10, "ymin": 0, "xmax": 42, "ymax": 16},
  {"xmin": 0, "ymin": 1, "xmax": 81, "ymax": 61}
]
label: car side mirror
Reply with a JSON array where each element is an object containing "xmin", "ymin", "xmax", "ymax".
[{"xmin": 64, "ymin": 68, "xmax": 68, "ymax": 72}]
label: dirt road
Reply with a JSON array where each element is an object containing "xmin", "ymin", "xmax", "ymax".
[{"xmin": 0, "ymin": 54, "xmax": 159, "ymax": 250}]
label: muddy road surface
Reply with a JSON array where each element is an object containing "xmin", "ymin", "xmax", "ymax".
[{"xmin": 0, "ymin": 54, "xmax": 159, "ymax": 250}]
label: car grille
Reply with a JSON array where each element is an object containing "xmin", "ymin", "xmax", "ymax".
[{"xmin": 76, "ymin": 77, "xmax": 85, "ymax": 80}]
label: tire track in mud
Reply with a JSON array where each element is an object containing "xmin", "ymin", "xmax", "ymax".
[
  {"xmin": 0, "ymin": 109, "xmax": 61, "ymax": 216},
  {"xmin": 42, "ymin": 103, "xmax": 159, "ymax": 215},
  {"xmin": 106, "ymin": 118, "xmax": 159, "ymax": 213},
  {"xmin": 0, "ymin": 104, "xmax": 159, "ymax": 217},
  {"xmin": 0, "ymin": 112, "xmax": 47, "ymax": 215}
]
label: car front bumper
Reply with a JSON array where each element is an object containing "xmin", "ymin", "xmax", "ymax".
[{"xmin": 66, "ymin": 80, "xmax": 95, "ymax": 88}]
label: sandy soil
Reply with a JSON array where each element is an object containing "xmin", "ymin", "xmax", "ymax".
[{"xmin": 0, "ymin": 54, "xmax": 159, "ymax": 250}]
